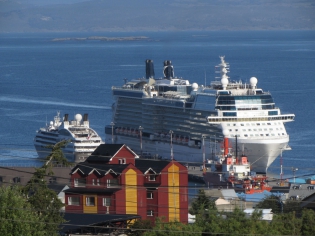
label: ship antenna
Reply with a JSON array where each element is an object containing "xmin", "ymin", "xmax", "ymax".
[{"xmin": 218, "ymin": 56, "xmax": 230, "ymax": 90}]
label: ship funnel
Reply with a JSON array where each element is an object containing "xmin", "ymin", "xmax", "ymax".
[
  {"xmin": 83, "ymin": 113, "xmax": 88, "ymax": 122},
  {"xmin": 64, "ymin": 114, "xmax": 69, "ymax": 121},
  {"xmin": 145, "ymin": 59, "xmax": 155, "ymax": 79},
  {"xmin": 163, "ymin": 60, "xmax": 174, "ymax": 79}
]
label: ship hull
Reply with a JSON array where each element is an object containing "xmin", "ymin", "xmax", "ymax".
[
  {"xmin": 106, "ymin": 133, "xmax": 289, "ymax": 173},
  {"xmin": 34, "ymin": 143, "xmax": 97, "ymax": 163}
]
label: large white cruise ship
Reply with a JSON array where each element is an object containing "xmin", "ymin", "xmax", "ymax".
[
  {"xmin": 105, "ymin": 57, "xmax": 295, "ymax": 173},
  {"xmin": 34, "ymin": 112, "xmax": 103, "ymax": 162}
]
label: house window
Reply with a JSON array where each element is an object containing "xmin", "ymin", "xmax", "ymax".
[
  {"xmin": 68, "ymin": 196, "xmax": 80, "ymax": 206},
  {"xmin": 107, "ymin": 179, "xmax": 119, "ymax": 188},
  {"xmin": 147, "ymin": 192, "xmax": 153, "ymax": 199},
  {"xmin": 92, "ymin": 179, "xmax": 96, "ymax": 185},
  {"xmin": 13, "ymin": 177, "xmax": 21, "ymax": 183},
  {"xmin": 74, "ymin": 178, "xmax": 86, "ymax": 187},
  {"xmin": 147, "ymin": 210, "xmax": 154, "ymax": 216},
  {"xmin": 86, "ymin": 196, "xmax": 95, "ymax": 206},
  {"xmin": 119, "ymin": 158, "xmax": 126, "ymax": 164},
  {"xmin": 149, "ymin": 175, "xmax": 156, "ymax": 181},
  {"xmin": 97, "ymin": 178, "xmax": 100, "ymax": 186},
  {"xmin": 0, "ymin": 176, "xmax": 3, "ymax": 184},
  {"xmin": 103, "ymin": 197, "xmax": 111, "ymax": 206}
]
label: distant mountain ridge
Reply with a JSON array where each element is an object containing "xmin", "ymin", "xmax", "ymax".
[{"xmin": 1, "ymin": 0, "xmax": 314, "ymax": 33}]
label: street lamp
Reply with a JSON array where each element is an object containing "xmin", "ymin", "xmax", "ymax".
[
  {"xmin": 280, "ymin": 148, "xmax": 283, "ymax": 185},
  {"xmin": 292, "ymin": 167, "xmax": 298, "ymax": 184},
  {"xmin": 110, "ymin": 122, "xmax": 115, "ymax": 144},
  {"xmin": 169, "ymin": 130, "xmax": 174, "ymax": 160},
  {"xmin": 139, "ymin": 126, "xmax": 144, "ymax": 157}
]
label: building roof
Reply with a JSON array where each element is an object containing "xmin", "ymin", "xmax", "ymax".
[
  {"xmin": 135, "ymin": 159, "xmax": 173, "ymax": 173},
  {"xmin": 288, "ymin": 184, "xmax": 315, "ymax": 200},
  {"xmin": 270, "ymin": 186, "xmax": 291, "ymax": 194},
  {"xmin": 221, "ymin": 189, "xmax": 239, "ymax": 201},
  {"xmin": 86, "ymin": 144, "xmax": 125, "ymax": 162},
  {"xmin": 300, "ymin": 192, "xmax": 315, "ymax": 209},
  {"xmin": 86, "ymin": 144, "xmax": 138, "ymax": 163},
  {"xmin": 71, "ymin": 163, "xmax": 128, "ymax": 176},
  {"xmin": 61, "ymin": 213, "xmax": 140, "ymax": 233}
]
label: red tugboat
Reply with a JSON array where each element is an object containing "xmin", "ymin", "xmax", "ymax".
[
  {"xmin": 211, "ymin": 130, "xmax": 272, "ymax": 194},
  {"xmin": 241, "ymin": 175, "xmax": 272, "ymax": 194}
]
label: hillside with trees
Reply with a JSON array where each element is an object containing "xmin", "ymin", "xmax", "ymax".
[{"xmin": 1, "ymin": 0, "xmax": 314, "ymax": 33}]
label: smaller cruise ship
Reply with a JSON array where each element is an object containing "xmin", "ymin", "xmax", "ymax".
[{"xmin": 34, "ymin": 112, "xmax": 103, "ymax": 162}]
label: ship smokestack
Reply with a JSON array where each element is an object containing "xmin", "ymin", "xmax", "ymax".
[
  {"xmin": 83, "ymin": 114, "xmax": 88, "ymax": 121},
  {"xmin": 224, "ymin": 137, "xmax": 229, "ymax": 156},
  {"xmin": 145, "ymin": 59, "xmax": 155, "ymax": 79},
  {"xmin": 163, "ymin": 60, "xmax": 174, "ymax": 79},
  {"xmin": 64, "ymin": 114, "xmax": 69, "ymax": 121}
]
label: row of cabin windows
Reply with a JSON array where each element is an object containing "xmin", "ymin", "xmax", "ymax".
[
  {"xmin": 68, "ymin": 196, "xmax": 111, "ymax": 207},
  {"xmin": 227, "ymin": 122, "xmax": 282, "ymax": 127},
  {"xmin": 231, "ymin": 127, "xmax": 283, "ymax": 132},
  {"xmin": 74, "ymin": 178, "xmax": 119, "ymax": 187},
  {"xmin": 228, "ymin": 129, "xmax": 285, "ymax": 137}
]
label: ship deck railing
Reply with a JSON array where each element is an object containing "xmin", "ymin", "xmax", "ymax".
[{"xmin": 112, "ymin": 86, "xmax": 143, "ymax": 91}]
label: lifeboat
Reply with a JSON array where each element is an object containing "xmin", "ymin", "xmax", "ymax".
[{"xmin": 184, "ymin": 137, "xmax": 189, "ymax": 145}]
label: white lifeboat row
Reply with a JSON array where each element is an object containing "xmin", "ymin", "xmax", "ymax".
[
  {"xmin": 152, "ymin": 132, "xmax": 189, "ymax": 145},
  {"xmin": 114, "ymin": 127, "xmax": 190, "ymax": 145},
  {"xmin": 115, "ymin": 127, "xmax": 139, "ymax": 136}
]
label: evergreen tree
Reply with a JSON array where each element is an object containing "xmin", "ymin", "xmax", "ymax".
[
  {"xmin": 23, "ymin": 140, "xmax": 70, "ymax": 235},
  {"xmin": 143, "ymin": 218, "xmax": 203, "ymax": 236},
  {"xmin": 300, "ymin": 209, "xmax": 315, "ymax": 235},
  {"xmin": 0, "ymin": 185, "xmax": 46, "ymax": 236},
  {"xmin": 269, "ymin": 211, "xmax": 302, "ymax": 236},
  {"xmin": 189, "ymin": 189, "xmax": 216, "ymax": 215},
  {"xmin": 130, "ymin": 219, "xmax": 154, "ymax": 236},
  {"xmin": 255, "ymin": 195, "xmax": 283, "ymax": 213}
]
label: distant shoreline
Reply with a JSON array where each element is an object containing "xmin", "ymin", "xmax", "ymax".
[{"xmin": 51, "ymin": 36, "xmax": 150, "ymax": 42}]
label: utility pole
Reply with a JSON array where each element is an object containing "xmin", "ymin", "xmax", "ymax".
[{"xmin": 110, "ymin": 122, "xmax": 115, "ymax": 144}]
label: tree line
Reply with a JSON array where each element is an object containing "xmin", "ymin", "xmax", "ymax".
[
  {"xmin": 130, "ymin": 189, "xmax": 315, "ymax": 236},
  {"xmin": 0, "ymin": 141, "xmax": 69, "ymax": 236}
]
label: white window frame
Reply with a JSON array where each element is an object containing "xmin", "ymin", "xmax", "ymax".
[
  {"xmin": 74, "ymin": 178, "xmax": 86, "ymax": 187},
  {"xmin": 103, "ymin": 197, "xmax": 111, "ymax": 207},
  {"xmin": 149, "ymin": 175, "xmax": 156, "ymax": 181},
  {"xmin": 147, "ymin": 192, "xmax": 153, "ymax": 199},
  {"xmin": 86, "ymin": 196, "xmax": 95, "ymax": 206},
  {"xmin": 107, "ymin": 179, "xmax": 119, "ymax": 188},
  {"xmin": 119, "ymin": 158, "xmax": 126, "ymax": 164},
  {"xmin": 68, "ymin": 196, "xmax": 80, "ymax": 206},
  {"xmin": 147, "ymin": 210, "xmax": 154, "ymax": 216}
]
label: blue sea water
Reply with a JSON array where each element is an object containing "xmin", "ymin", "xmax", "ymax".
[{"xmin": 0, "ymin": 31, "xmax": 315, "ymax": 181}]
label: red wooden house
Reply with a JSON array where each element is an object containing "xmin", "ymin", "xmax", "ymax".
[{"xmin": 64, "ymin": 144, "xmax": 188, "ymax": 223}]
